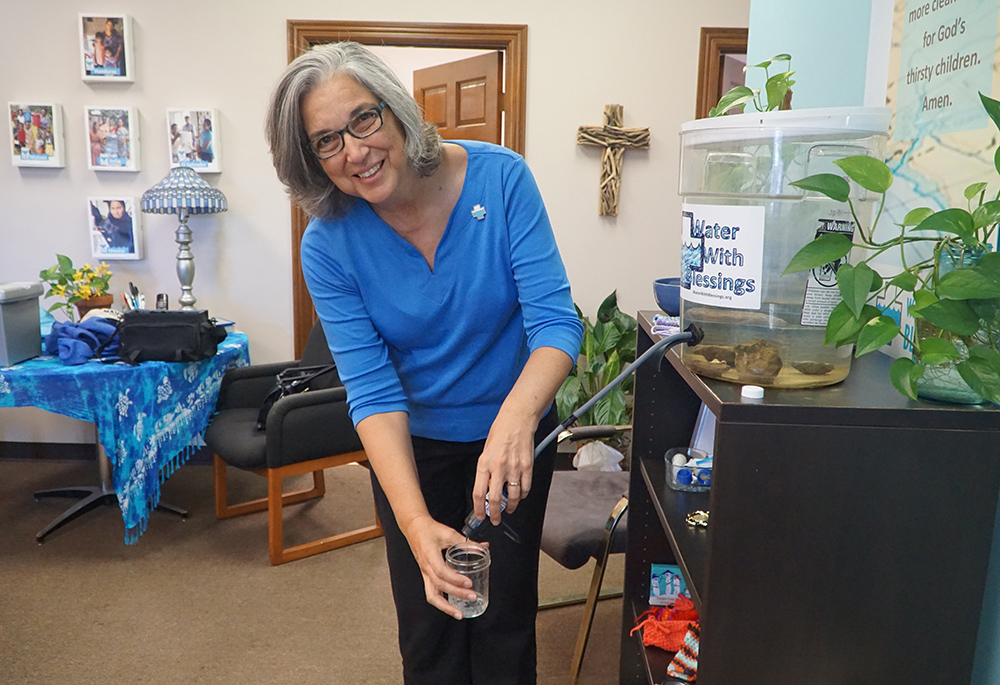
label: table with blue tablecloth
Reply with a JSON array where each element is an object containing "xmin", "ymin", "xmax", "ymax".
[{"xmin": 0, "ymin": 332, "xmax": 250, "ymax": 542}]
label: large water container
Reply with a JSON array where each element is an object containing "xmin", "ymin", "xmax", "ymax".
[{"xmin": 677, "ymin": 107, "xmax": 891, "ymax": 388}]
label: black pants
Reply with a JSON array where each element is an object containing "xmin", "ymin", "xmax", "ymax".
[{"xmin": 370, "ymin": 409, "xmax": 558, "ymax": 685}]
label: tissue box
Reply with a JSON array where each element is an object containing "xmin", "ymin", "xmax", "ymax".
[{"xmin": 0, "ymin": 282, "xmax": 44, "ymax": 366}]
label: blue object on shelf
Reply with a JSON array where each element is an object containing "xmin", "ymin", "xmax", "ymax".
[
  {"xmin": 654, "ymin": 277, "xmax": 681, "ymax": 316},
  {"xmin": 676, "ymin": 468, "xmax": 693, "ymax": 485}
]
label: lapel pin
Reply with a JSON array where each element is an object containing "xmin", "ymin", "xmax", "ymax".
[{"xmin": 472, "ymin": 204, "xmax": 486, "ymax": 221}]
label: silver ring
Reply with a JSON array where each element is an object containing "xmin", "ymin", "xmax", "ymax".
[{"xmin": 508, "ymin": 481, "xmax": 520, "ymax": 487}]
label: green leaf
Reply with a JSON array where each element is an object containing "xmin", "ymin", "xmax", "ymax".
[
  {"xmin": 917, "ymin": 299, "xmax": 982, "ymax": 336},
  {"xmin": 710, "ymin": 86, "xmax": 756, "ymax": 117},
  {"xmin": 995, "ymin": 146, "xmax": 1000, "ymax": 179},
  {"xmin": 957, "ymin": 358, "xmax": 1000, "ymax": 405},
  {"xmin": 855, "ymin": 315, "xmax": 900, "ymax": 356},
  {"xmin": 56, "ymin": 254, "xmax": 73, "ymax": 273},
  {"xmin": 968, "ymin": 345, "xmax": 1000, "ymax": 372},
  {"xmin": 556, "ymin": 375, "xmax": 583, "ymax": 422},
  {"xmin": 790, "ymin": 174, "xmax": 850, "ymax": 202},
  {"xmin": 833, "ymin": 156, "xmax": 894, "ymax": 193},
  {"xmin": 591, "ymin": 321, "xmax": 622, "ymax": 358},
  {"xmin": 890, "ymin": 357, "xmax": 922, "ymax": 400},
  {"xmin": 770, "ymin": 53, "xmax": 792, "ymax": 62},
  {"xmin": 976, "ymin": 252, "xmax": 1000, "ymax": 280},
  {"xmin": 746, "ymin": 59, "xmax": 773, "ymax": 71},
  {"xmin": 915, "ymin": 336, "xmax": 961, "ymax": 365},
  {"xmin": 837, "ymin": 262, "xmax": 876, "ymax": 318},
  {"xmin": 825, "ymin": 302, "xmax": 880, "ymax": 347},
  {"xmin": 902, "ymin": 207, "xmax": 935, "ymax": 227},
  {"xmin": 972, "ymin": 201, "xmax": 1000, "ymax": 230},
  {"xmin": 765, "ymin": 72, "xmax": 793, "ymax": 111},
  {"xmin": 937, "ymin": 268, "xmax": 1000, "ymax": 299},
  {"xmin": 912, "ymin": 208, "xmax": 975, "ymax": 241},
  {"xmin": 889, "ymin": 272, "xmax": 919, "ymax": 291},
  {"xmin": 783, "ymin": 232, "xmax": 853, "ymax": 274},
  {"xmin": 980, "ymin": 92, "xmax": 1000, "ymax": 136},
  {"xmin": 965, "ymin": 182, "xmax": 989, "ymax": 201},
  {"xmin": 597, "ymin": 291, "xmax": 619, "ymax": 324},
  {"xmin": 911, "ymin": 288, "xmax": 939, "ymax": 314},
  {"xmin": 603, "ymin": 349, "xmax": 621, "ymax": 383}
]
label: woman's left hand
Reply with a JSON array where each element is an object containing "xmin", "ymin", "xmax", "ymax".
[{"xmin": 473, "ymin": 411, "xmax": 536, "ymax": 524}]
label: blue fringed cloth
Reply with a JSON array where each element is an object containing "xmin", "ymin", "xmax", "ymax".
[{"xmin": 0, "ymin": 332, "xmax": 250, "ymax": 543}]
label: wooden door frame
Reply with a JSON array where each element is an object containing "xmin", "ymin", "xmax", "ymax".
[
  {"xmin": 695, "ymin": 27, "xmax": 749, "ymax": 120},
  {"xmin": 287, "ymin": 20, "xmax": 528, "ymax": 355}
]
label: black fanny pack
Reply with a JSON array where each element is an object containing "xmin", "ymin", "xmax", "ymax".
[{"xmin": 109, "ymin": 310, "xmax": 227, "ymax": 364}]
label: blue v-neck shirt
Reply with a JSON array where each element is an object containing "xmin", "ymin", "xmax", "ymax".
[{"xmin": 301, "ymin": 140, "xmax": 582, "ymax": 442}]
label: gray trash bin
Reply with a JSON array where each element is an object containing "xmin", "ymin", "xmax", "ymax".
[{"xmin": 0, "ymin": 281, "xmax": 44, "ymax": 366}]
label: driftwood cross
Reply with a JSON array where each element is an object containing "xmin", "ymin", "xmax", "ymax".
[{"xmin": 577, "ymin": 104, "xmax": 650, "ymax": 216}]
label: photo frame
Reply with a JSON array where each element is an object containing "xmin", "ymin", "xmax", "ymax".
[
  {"xmin": 79, "ymin": 15, "xmax": 134, "ymax": 82},
  {"xmin": 9, "ymin": 103, "xmax": 65, "ymax": 168},
  {"xmin": 167, "ymin": 108, "xmax": 220, "ymax": 173},
  {"xmin": 89, "ymin": 197, "xmax": 142, "ymax": 260},
  {"xmin": 85, "ymin": 106, "xmax": 139, "ymax": 172}
]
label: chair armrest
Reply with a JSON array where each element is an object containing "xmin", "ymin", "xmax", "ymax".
[
  {"xmin": 216, "ymin": 360, "xmax": 299, "ymax": 410},
  {"xmin": 265, "ymin": 387, "xmax": 363, "ymax": 468}
]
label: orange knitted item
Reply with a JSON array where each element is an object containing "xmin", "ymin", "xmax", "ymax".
[{"xmin": 629, "ymin": 595, "xmax": 700, "ymax": 652}]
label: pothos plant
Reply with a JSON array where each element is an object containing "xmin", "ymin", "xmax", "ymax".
[
  {"xmin": 709, "ymin": 53, "xmax": 795, "ymax": 118},
  {"xmin": 556, "ymin": 291, "xmax": 637, "ymax": 430},
  {"xmin": 782, "ymin": 92, "xmax": 1000, "ymax": 406}
]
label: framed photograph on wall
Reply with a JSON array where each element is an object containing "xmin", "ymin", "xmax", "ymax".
[
  {"xmin": 9, "ymin": 103, "xmax": 65, "ymax": 168},
  {"xmin": 167, "ymin": 108, "xmax": 220, "ymax": 173},
  {"xmin": 79, "ymin": 15, "xmax": 134, "ymax": 82},
  {"xmin": 85, "ymin": 106, "xmax": 139, "ymax": 172},
  {"xmin": 89, "ymin": 197, "xmax": 142, "ymax": 260}
]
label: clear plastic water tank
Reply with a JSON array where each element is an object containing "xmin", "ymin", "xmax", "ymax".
[{"xmin": 678, "ymin": 107, "xmax": 890, "ymax": 388}]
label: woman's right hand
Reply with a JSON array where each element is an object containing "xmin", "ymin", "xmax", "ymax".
[{"xmin": 402, "ymin": 513, "xmax": 478, "ymax": 620}]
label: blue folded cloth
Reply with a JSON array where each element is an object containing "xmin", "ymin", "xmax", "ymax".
[{"xmin": 44, "ymin": 318, "xmax": 119, "ymax": 365}]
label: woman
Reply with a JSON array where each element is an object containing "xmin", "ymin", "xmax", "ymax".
[{"xmin": 265, "ymin": 42, "xmax": 582, "ymax": 684}]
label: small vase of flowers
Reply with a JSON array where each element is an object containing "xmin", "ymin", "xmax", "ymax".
[{"xmin": 39, "ymin": 255, "xmax": 114, "ymax": 322}]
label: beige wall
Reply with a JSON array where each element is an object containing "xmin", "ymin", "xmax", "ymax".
[{"xmin": 0, "ymin": 0, "xmax": 750, "ymax": 441}]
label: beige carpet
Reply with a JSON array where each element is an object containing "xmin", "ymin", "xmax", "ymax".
[{"xmin": 0, "ymin": 459, "xmax": 622, "ymax": 685}]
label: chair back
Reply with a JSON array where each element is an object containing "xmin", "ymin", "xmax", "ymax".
[{"xmin": 300, "ymin": 320, "xmax": 343, "ymax": 389}]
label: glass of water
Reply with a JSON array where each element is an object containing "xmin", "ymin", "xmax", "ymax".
[{"xmin": 445, "ymin": 541, "xmax": 490, "ymax": 618}]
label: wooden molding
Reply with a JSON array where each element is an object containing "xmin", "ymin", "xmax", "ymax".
[
  {"xmin": 286, "ymin": 20, "xmax": 528, "ymax": 355},
  {"xmin": 695, "ymin": 27, "xmax": 749, "ymax": 120}
]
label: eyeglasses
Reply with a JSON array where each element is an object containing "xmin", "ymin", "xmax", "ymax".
[{"xmin": 307, "ymin": 102, "xmax": 386, "ymax": 160}]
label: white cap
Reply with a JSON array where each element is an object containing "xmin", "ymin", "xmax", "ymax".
[{"xmin": 741, "ymin": 385, "xmax": 764, "ymax": 400}]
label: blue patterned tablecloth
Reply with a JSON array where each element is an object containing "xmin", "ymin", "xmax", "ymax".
[{"xmin": 0, "ymin": 333, "xmax": 250, "ymax": 543}]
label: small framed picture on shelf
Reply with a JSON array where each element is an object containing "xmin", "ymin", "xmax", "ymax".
[
  {"xmin": 79, "ymin": 15, "xmax": 134, "ymax": 82},
  {"xmin": 167, "ymin": 108, "xmax": 220, "ymax": 173},
  {"xmin": 8, "ymin": 103, "xmax": 65, "ymax": 168},
  {"xmin": 89, "ymin": 197, "xmax": 143, "ymax": 260},
  {"xmin": 85, "ymin": 106, "xmax": 139, "ymax": 172}
]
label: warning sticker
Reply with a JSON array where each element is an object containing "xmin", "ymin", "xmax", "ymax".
[{"xmin": 800, "ymin": 218, "xmax": 855, "ymax": 327}]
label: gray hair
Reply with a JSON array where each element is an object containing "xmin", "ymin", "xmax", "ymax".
[{"xmin": 264, "ymin": 41, "xmax": 442, "ymax": 219}]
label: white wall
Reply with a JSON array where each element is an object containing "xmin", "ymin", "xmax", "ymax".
[{"xmin": 0, "ymin": 0, "xmax": 750, "ymax": 440}]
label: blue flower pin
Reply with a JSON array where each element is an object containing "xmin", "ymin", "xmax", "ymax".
[{"xmin": 471, "ymin": 204, "xmax": 486, "ymax": 221}]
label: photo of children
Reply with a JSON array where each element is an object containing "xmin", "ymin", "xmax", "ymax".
[
  {"xmin": 86, "ymin": 107, "xmax": 139, "ymax": 171},
  {"xmin": 167, "ymin": 109, "xmax": 220, "ymax": 173},
  {"xmin": 89, "ymin": 197, "xmax": 142, "ymax": 260},
  {"xmin": 8, "ymin": 103, "xmax": 64, "ymax": 167},
  {"xmin": 80, "ymin": 16, "xmax": 133, "ymax": 81}
]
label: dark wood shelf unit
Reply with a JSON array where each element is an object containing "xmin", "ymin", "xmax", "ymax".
[{"xmin": 620, "ymin": 311, "xmax": 1000, "ymax": 685}]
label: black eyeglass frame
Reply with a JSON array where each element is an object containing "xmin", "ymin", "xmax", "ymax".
[{"xmin": 306, "ymin": 101, "xmax": 387, "ymax": 160}]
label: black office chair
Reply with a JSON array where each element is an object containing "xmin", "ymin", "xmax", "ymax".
[
  {"xmin": 204, "ymin": 320, "xmax": 382, "ymax": 565},
  {"xmin": 540, "ymin": 425, "xmax": 630, "ymax": 685}
]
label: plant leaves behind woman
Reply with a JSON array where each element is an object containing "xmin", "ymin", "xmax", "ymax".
[
  {"xmin": 782, "ymin": 92, "xmax": 1000, "ymax": 405},
  {"xmin": 556, "ymin": 291, "xmax": 637, "ymax": 427}
]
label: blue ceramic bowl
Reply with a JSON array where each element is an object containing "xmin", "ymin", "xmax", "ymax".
[{"xmin": 654, "ymin": 277, "xmax": 681, "ymax": 316}]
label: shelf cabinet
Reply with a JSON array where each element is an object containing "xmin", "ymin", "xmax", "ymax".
[{"xmin": 620, "ymin": 311, "xmax": 1000, "ymax": 684}]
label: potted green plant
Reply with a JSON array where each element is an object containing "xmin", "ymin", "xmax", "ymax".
[
  {"xmin": 556, "ymin": 291, "xmax": 637, "ymax": 447},
  {"xmin": 782, "ymin": 92, "xmax": 1000, "ymax": 405},
  {"xmin": 39, "ymin": 255, "xmax": 114, "ymax": 322},
  {"xmin": 709, "ymin": 53, "xmax": 794, "ymax": 118}
]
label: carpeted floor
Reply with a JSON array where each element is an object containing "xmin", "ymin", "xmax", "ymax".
[{"xmin": 0, "ymin": 459, "xmax": 622, "ymax": 685}]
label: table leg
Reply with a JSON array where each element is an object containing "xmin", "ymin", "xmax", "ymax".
[{"xmin": 34, "ymin": 430, "xmax": 188, "ymax": 543}]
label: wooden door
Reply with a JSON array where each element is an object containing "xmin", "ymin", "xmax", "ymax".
[{"xmin": 413, "ymin": 52, "xmax": 503, "ymax": 145}]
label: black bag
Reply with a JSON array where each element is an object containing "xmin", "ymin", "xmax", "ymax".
[
  {"xmin": 255, "ymin": 364, "xmax": 338, "ymax": 431},
  {"xmin": 114, "ymin": 310, "xmax": 227, "ymax": 364}
]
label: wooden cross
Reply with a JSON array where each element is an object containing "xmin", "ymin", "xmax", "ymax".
[{"xmin": 577, "ymin": 104, "xmax": 650, "ymax": 216}]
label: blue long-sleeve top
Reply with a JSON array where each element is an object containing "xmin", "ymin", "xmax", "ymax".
[{"xmin": 301, "ymin": 140, "xmax": 583, "ymax": 442}]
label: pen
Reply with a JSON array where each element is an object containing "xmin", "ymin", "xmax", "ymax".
[{"xmin": 121, "ymin": 292, "xmax": 132, "ymax": 311}]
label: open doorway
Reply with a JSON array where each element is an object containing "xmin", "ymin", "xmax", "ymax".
[
  {"xmin": 285, "ymin": 21, "xmax": 527, "ymax": 354},
  {"xmin": 695, "ymin": 27, "xmax": 749, "ymax": 119}
]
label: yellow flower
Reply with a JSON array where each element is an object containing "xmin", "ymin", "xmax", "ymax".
[
  {"xmin": 78, "ymin": 285, "xmax": 93, "ymax": 299},
  {"xmin": 73, "ymin": 270, "xmax": 84, "ymax": 281},
  {"xmin": 52, "ymin": 284, "xmax": 67, "ymax": 297}
]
